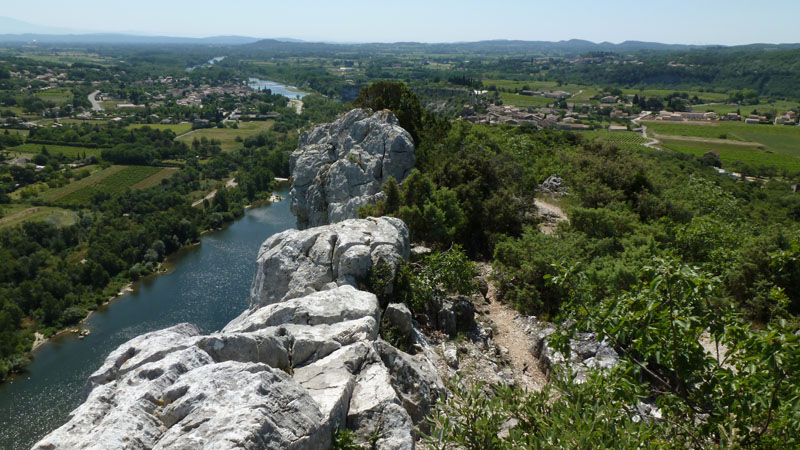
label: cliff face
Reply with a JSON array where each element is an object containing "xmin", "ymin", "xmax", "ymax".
[
  {"xmin": 290, "ymin": 109, "xmax": 415, "ymax": 230},
  {"xmin": 33, "ymin": 218, "xmax": 443, "ymax": 450}
]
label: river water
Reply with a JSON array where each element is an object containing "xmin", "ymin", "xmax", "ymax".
[
  {"xmin": 0, "ymin": 188, "xmax": 295, "ymax": 450},
  {"xmin": 248, "ymin": 77, "xmax": 310, "ymax": 99}
]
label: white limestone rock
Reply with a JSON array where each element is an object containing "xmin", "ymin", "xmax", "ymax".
[
  {"xmin": 290, "ymin": 109, "xmax": 415, "ymax": 229},
  {"xmin": 33, "ymin": 218, "xmax": 442, "ymax": 450},
  {"xmin": 248, "ymin": 217, "xmax": 409, "ymax": 308}
]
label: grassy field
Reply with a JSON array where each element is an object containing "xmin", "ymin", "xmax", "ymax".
[
  {"xmin": 498, "ymin": 92, "xmax": 555, "ymax": 108},
  {"xmin": 1, "ymin": 129, "xmax": 29, "ymax": 137},
  {"xmin": 36, "ymin": 87, "xmax": 74, "ymax": 105},
  {"xmin": 622, "ymin": 88, "xmax": 729, "ymax": 102},
  {"xmin": 577, "ymin": 130, "xmax": 650, "ymax": 150},
  {"xmin": 126, "ymin": 123, "xmax": 193, "ymax": 135},
  {"xmin": 0, "ymin": 204, "xmax": 78, "ymax": 230},
  {"xmin": 130, "ymin": 167, "xmax": 179, "ymax": 189},
  {"xmin": 660, "ymin": 139, "xmax": 800, "ymax": 173},
  {"xmin": 176, "ymin": 121, "xmax": 274, "ymax": 152},
  {"xmin": 646, "ymin": 121, "xmax": 800, "ymax": 157},
  {"xmin": 8, "ymin": 143, "xmax": 103, "ymax": 159},
  {"xmin": 484, "ymin": 79, "xmax": 563, "ymax": 91},
  {"xmin": 691, "ymin": 101, "xmax": 800, "ymax": 115}
]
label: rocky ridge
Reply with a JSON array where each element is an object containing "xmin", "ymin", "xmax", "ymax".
[
  {"xmin": 290, "ymin": 108, "xmax": 415, "ymax": 229},
  {"xmin": 33, "ymin": 218, "xmax": 443, "ymax": 450}
]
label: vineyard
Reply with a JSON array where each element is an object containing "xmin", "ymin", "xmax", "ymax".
[
  {"xmin": 578, "ymin": 130, "xmax": 650, "ymax": 151},
  {"xmin": 56, "ymin": 166, "xmax": 163, "ymax": 205}
]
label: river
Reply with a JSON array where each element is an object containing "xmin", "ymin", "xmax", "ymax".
[
  {"xmin": 0, "ymin": 188, "xmax": 295, "ymax": 450},
  {"xmin": 248, "ymin": 77, "xmax": 310, "ymax": 99}
]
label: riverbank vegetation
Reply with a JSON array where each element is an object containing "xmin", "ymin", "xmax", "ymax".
[{"xmin": 0, "ymin": 89, "xmax": 347, "ymax": 380}]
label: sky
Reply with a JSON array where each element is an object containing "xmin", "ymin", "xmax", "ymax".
[{"xmin": 3, "ymin": 0, "xmax": 800, "ymax": 45}]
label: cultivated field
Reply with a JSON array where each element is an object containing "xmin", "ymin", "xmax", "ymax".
[
  {"xmin": 660, "ymin": 139, "xmax": 800, "ymax": 173},
  {"xmin": 35, "ymin": 87, "xmax": 74, "ymax": 105},
  {"xmin": 130, "ymin": 167, "xmax": 179, "ymax": 189},
  {"xmin": 646, "ymin": 121, "xmax": 800, "ymax": 156},
  {"xmin": 577, "ymin": 130, "xmax": 650, "ymax": 151},
  {"xmin": 55, "ymin": 166, "xmax": 163, "ymax": 204},
  {"xmin": 176, "ymin": 121, "xmax": 274, "ymax": 152},
  {"xmin": 8, "ymin": 143, "xmax": 103, "ymax": 159},
  {"xmin": 498, "ymin": 92, "xmax": 554, "ymax": 108},
  {"xmin": 125, "ymin": 123, "xmax": 193, "ymax": 135},
  {"xmin": 691, "ymin": 100, "xmax": 799, "ymax": 115},
  {"xmin": 0, "ymin": 204, "xmax": 78, "ymax": 230}
]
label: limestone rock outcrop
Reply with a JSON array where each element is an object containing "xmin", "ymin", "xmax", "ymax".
[
  {"xmin": 33, "ymin": 218, "xmax": 442, "ymax": 450},
  {"xmin": 290, "ymin": 109, "xmax": 415, "ymax": 229},
  {"xmin": 247, "ymin": 216, "xmax": 409, "ymax": 309}
]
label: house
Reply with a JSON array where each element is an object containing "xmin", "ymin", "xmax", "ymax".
[
  {"xmin": 600, "ymin": 96, "xmax": 618, "ymax": 104},
  {"xmin": 557, "ymin": 122, "xmax": 590, "ymax": 130},
  {"xmin": 543, "ymin": 91, "xmax": 570, "ymax": 99},
  {"xmin": 723, "ymin": 112, "xmax": 741, "ymax": 121},
  {"xmin": 745, "ymin": 118, "xmax": 760, "ymax": 125},
  {"xmin": 610, "ymin": 109, "xmax": 627, "ymax": 119},
  {"xmin": 775, "ymin": 111, "xmax": 797, "ymax": 125},
  {"xmin": 608, "ymin": 125, "xmax": 628, "ymax": 132},
  {"xmin": 1, "ymin": 157, "xmax": 31, "ymax": 167},
  {"xmin": 658, "ymin": 111, "xmax": 683, "ymax": 121}
]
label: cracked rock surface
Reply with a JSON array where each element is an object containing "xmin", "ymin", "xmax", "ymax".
[
  {"xmin": 33, "ymin": 219, "xmax": 441, "ymax": 450},
  {"xmin": 290, "ymin": 109, "xmax": 415, "ymax": 230}
]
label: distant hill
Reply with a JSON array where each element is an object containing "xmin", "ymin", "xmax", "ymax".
[
  {"xmin": 0, "ymin": 16, "xmax": 797, "ymax": 54},
  {"xmin": 0, "ymin": 16, "xmax": 90, "ymax": 35},
  {"xmin": 241, "ymin": 38, "xmax": 800, "ymax": 56},
  {"xmin": 0, "ymin": 32, "xmax": 261, "ymax": 45}
]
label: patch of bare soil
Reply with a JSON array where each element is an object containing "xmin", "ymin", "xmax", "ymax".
[
  {"xmin": 534, "ymin": 198, "xmax": 568, "ymax": 235},
  {"xmin": 478, "ymin": 263, "xmax": 546, "ymax": 391}
]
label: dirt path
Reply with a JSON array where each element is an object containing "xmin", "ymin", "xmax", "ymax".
[
  {"xmin": 534, "ymin": 198, "xmax": 568, "ymax": 234},
  {"xmin": 192, "ymin": 190, "xmax": 216, "ymax": 207},
  {"xmin": 0, "ymin": 207, "xmax": 38, "ymax": 225},
  {"xmin": 479, "ymin": 263, "xmax": 547, "ymax": 392},
  {"xmin": 288, "ymin": 99, "xmax": 303, "ymax": 114}
]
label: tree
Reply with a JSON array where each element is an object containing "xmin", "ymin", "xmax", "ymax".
[
  {"xmin": 353, "ymin": 81, "xmax": 423, "ymax": 145},
  {"xmin": 383, "ymin": 176, "xmax": 400, "ymax": 215}
]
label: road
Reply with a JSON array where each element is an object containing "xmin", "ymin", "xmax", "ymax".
[
  {"xmin": 631, "ymin": 112, "xmax": 660, "ymax": 149},
  {"xmin": 88, "ymin": 90, "xmax": 103, "ymax": 112},
  {"xmin": 288, "ymin": 99, "xmax": 303, "ymax": 114}
]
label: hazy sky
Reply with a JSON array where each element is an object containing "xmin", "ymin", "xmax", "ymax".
[{"xmin": 4, "ymin": 0, "xmax": 800, "ymax": 44}]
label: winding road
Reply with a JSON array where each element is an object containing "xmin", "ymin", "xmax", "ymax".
[
  {"xmin": 631, "ymin": 112, "xmax": 660, "ymax": 149},
  {"xmin": 88, "ymin": 91, "xmax": 103, "ymax": 112}
]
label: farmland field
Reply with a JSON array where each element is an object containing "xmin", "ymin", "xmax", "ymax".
[
  {"xmin": 56, "ymin": 166, "xmax": 163, "ymax": 204},
  {"xmin": 498, "ymin": 92, "xmax": 554, "ymax": 108},
  {"xmin": 126, "ymin": 123, "xmax": 193, "ymax": 135},
  {"xmin": 130, "ymin": 167, "xmax": 179, "ymax": 189},
  {"xmin": 660, "ymin": 139, "xmax": 800, "ymax": 173},
  {"xmin": 646, "ymin": 121, "xmax": 800, "ymax": 157},
  {"xmin": 577, "ymin": 130, "xmax": 650, "ymax": 151},
  {"xmin": 7, "ymin": 143, "xmax": 103, "ymax": 159},
  {"xmin": 176, "ymin": 121, "xmax": 274, "ymax": 152},
  {"xmin": 691, "ymin": 101, "xmax": 800, "ymax": 116},
  {"xmin": 35, "ymin": 87, "xmax": 74, "ymax": 105},
  {"xmin": 37, "ymin": 165, "xmax": 121, "ymax": 201},
  {"xmin": 0, "ymin": 204, "xmax": 78, "ymax": 230}
]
